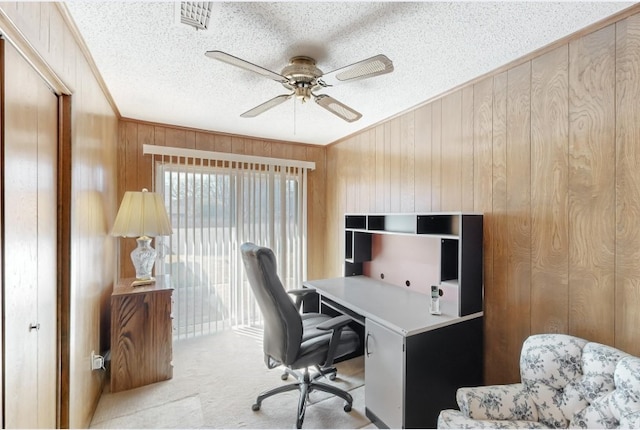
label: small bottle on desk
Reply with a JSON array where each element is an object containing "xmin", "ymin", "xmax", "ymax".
[{"xmin": 430, "ymin": 285, "xmax": 442, "ymax": 315}]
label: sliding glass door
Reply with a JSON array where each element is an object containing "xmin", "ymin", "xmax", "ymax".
[{"xmin": 155, "ymin": 159, "xmax": 306, "ymax": 339}]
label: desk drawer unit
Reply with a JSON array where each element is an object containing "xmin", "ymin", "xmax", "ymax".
[
  {"xmin": 365, "ymin": 316, "xmax": 483, "ymax": 429},
  {"xmin": 365, "ymin": 319, "xmax": 404, "ymax": 428}
]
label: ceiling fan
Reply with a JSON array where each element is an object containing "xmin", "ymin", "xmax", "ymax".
[{"xmin": 205, "ymin": 50, "xmax": 394, "ymax": 123}]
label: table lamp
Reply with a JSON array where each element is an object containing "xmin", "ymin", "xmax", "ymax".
[{"xmin": 111, "ymin": 188, "xmax": 173, "ymax": 286}]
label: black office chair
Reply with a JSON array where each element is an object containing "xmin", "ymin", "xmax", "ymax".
[{"xmin": 240, "ymin": 242, "xmax": 360, "ymax": 428}]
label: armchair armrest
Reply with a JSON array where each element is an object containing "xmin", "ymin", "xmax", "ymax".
[
  {"xmin": 456, "ymin": 384, "xmax": 538, "ymax": 422},
  {"xmin": 287, "ymin": 288, "xmax": 316, "ymax": 311},
  {"xmin": 621, "ymin": 411, "xmax": 640, "ymax": 429}
]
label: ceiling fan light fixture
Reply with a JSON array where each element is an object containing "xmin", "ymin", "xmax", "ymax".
[
  {"xmin": 294, "ymin": 85, "xmax": 312, "ymax": 102},
  {"xmin": 179, "ymin": 2, "xmax": 213, "ymax": 30}
]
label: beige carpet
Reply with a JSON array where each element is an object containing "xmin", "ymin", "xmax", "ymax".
[{"xmin": 90, "ymin": 329, "xmax": 372, "ymax": 429}]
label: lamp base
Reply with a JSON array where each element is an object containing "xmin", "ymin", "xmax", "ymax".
[
  {"xmin": 131, "ymin": 277, "xmax": 156, "ymax": 287},
  {"xmin": 131, "ymin": 236, "xmax": 158, "ymax": 283}
]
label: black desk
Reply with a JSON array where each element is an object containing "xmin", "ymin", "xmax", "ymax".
[{"xmin": 304, "ymin": 275, "xmax": 484, "ymax": 429}]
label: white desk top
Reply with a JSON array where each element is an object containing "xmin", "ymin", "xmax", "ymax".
[{"xmin": 303, "ymin": 276, "xmax": 482, "ymax": 336}]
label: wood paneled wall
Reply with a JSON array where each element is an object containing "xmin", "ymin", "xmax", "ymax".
[
  {"xmin": 116, "ymin": 120, "xmax": 327, "ymax": 282},
  {"xmin": 1, "ymin": 2, "xmax": 119, "ymax": 427},
  {"xmin": 326, "ymin": 9, "xmax": 640, "ymax": 384}
]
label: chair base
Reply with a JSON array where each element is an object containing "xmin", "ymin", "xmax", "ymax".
[{"xmin": 252, "ymin": 367, "xmax": 353, "ymax": 429}]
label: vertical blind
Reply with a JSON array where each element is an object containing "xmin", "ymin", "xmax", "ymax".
[{"xmin": 144, "ymin": 144, "xmax": 315, "ymax": 339}]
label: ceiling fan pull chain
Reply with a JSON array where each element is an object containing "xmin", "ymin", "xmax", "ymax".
[{"xmin": 293, "ymin": 97, "xmax": 297, "ymax": 136}]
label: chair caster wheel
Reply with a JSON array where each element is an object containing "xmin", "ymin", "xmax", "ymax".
[
  {"xmin": 252, "ymin": 403, "xmax": 260, "ymax": 411},
  {"xmin": 328, "ymin": 373, "xmax": 336, "ymax": 381},
  {"xmin": 281, "ymin": 373, "xmax": 289, "ymax": 380},
  {"xmin": 344, "ymin": 404, "xmax": 352, "ymax": 412}
]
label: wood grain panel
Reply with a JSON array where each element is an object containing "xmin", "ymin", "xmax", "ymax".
[
  {"xmin": 366, "ymin": 129, "xmax": 377, "ymax": 210},
  {"xmin": 164, "ymin": 127, "xmax": 187, "ymax": 149},
  {"xmin": 138, "ymin": 124, "xmax": 154, "ymax": 191},
  {"xmin": 231, "ymin": 135, "xmax": 246, "ymax": 154},
  {"xmin": 325, "ymin": 143, "xmax": 342, "ymax": 277},
  {"xmin": 431, "ymin": 99, "xmax": 442, "ymax": 211},
  {"xmin": 71, "ymin": 60, "xmax": 119, "ymax": 428},
  {"xmin": 568, "ymin": 25, "xmax": 616, "ymax": 344},
  {"xmin": 214, "ymin": 133, "xmax": 232, "ymax": 152},
  {"xmin": 441, "ymin": 91, "xmax": 462, "ymax": 211},
  {"xmin": 473, "ymin": 76, "xmax": 494, "ymax": 383},
  {"xmin": 461, "ymin": 86, "xmax": 474, "ymax": 212},
  {"xmin": 120, "ymin": 121, "xmax": 139, "ymax": 278},
  {"xmin": 615, "ymin": 14, "xmax": 640, "ymax": 356},
  {"xmin": 489, "ymin": 71, "xmax": 509, "ymax": 384},
  {"xmin": 344, "ymin": 136, "xmax": 357, "ymax": 214},
  {"xmin": 306, "ymin": 145, "xmax": 325, "ymax": 280},
  {"xmin": 117, "ymin": 123, "xmax": 127, "ymax": 213},
  {"xmin": 374, "ymin": 124, "xmax": 385, "ymax": 213},
  {"xmin": 531, "ymin": 45, "xmax": 569, "ymax": 334},
  {"xmin": 506, "ymin": 61, "xmax": 532, "ymax": 379},
  {"xmin": 251, "ymin": 139, "xmax": 273, "ymax": 158},
  {"xmin": 194, "ymin": 131, "xmax": 215, "ymax": 152},
  {"xmin": 383, "ymin": 122, "xmax": 392, "ymax": 212},
  {"xmin": 389, "ymin": 117, "xmax": 401, "ymax": 212},
  {"xmin": 473, "ymin": 77, "xmax": 494, "ymax": 213},
  {"xmin": 414, "ymin": 104, "xmax": 432, "ymax": 213},
  {"xmin": 358, "ymin": 133, "xmax": 370, "ymax": 212},
  {"xmin": 400, "ymin": 112, "xmax": 415, "ymax": 212}
]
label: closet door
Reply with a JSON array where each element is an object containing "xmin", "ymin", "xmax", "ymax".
[{"xmin": 2, "ymin": 40, "xmax": 58, "ymax": 428}]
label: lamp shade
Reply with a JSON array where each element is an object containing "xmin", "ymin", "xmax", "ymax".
[{"xmin": 111, "ymin": 189, "xmax": 173, "ymax": 237}]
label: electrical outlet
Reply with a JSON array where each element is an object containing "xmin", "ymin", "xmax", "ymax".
[{"xmin": 91, "ymin": 351, "xmax": 105, "ymax": 371}]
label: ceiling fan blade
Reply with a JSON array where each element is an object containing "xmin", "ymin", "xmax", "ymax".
[
  {"xmin": 314, "ymin": 94, "xmax": 362, "ymax": 123},
  {"xmin": 241, "ymin": 94, "xmax": 293, "ymax": 118},
  {"xmin": 205, "ymin": 50, "xmax": 287, "ymax": 83},
  {"xmin": 319, "ymin": 54, "xmax": 394, "ymax": 87}
]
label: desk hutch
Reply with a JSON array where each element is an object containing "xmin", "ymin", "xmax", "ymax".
[{"xmin": 304, "ymin": 212, "xmax": 484, "ymax": 428}]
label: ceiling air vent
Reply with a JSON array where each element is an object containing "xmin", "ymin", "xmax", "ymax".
[{"xmin": 179, "ymin": 2, "xmax": 213, "ymax": 30}]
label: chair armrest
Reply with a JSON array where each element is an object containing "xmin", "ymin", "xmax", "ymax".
[
  {"xmin": 287, "ymin": 288, "xmax": 316, "ymax": 311},
  {"xmin": 316, "ymin": 315, "xmax": 352, "ymax": 331},
  {"xmin": 315, "ymin": 315, "xmax": 353, "ymax": 368},
  {"xmin": 287, "ymin": 288, "xmax": 315, "ymax": 296},
  {"xmin": 456, "ymin": 384, "xmax": 538, "ymax": 422}
]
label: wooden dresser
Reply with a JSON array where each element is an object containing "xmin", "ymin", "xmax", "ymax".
[{"xmin": 110, "ymin": 276, "xmax": 173, "ymax": 393}]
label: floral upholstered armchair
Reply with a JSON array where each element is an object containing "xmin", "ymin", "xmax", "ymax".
[{"xmin": 438, "ymin": 334, "xmax": 640, "ymax": 429}]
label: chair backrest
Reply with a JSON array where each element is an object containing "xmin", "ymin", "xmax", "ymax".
[{"xmin": 240, "ymin": 242, "xmax": 303, "ymax": 367}]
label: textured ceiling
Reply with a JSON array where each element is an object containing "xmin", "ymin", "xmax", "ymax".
[{"xmin": 64, "ymin": 1, "xmax": 633, "ymax": 145}]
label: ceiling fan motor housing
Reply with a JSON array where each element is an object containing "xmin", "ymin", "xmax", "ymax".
[{"xmin": 281, "ymin": 56, "xmax": 323, "ymax": 101}]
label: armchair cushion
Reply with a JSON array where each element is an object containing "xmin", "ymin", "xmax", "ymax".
[{"xmin": 438, "ymin": 334, "xmax": 640, "ymax": 429}]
